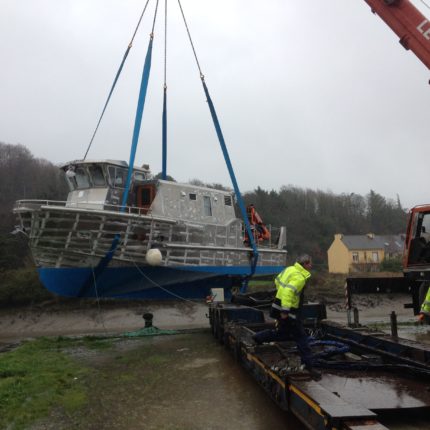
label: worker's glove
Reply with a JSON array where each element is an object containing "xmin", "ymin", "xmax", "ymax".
[
  {"xmin": 280, "ymin": 312, "xmax": 289, "ymax": 320},
  {"xmin": 418, "ymin": 313, "xmax": 425, "ymax": 323}
]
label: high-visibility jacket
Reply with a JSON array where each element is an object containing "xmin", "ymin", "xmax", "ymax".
[
  {"xmin": 270, "ymin": 262, "xmax": 311, "ymax": 319},
  {"xmin": 421, "ymin": 286, "xmax": 430, "ymax": 316}
]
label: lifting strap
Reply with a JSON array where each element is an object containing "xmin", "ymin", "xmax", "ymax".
[
  {"xmin": 78, "ymin": 0, "xmax": 159, "ymax": 296},
  {"xmin": 83, "ymin": 0, "xmax": 151, "ymax": 160},
  {"xmin": 122, "ymin": 0, "xmax": 159, "ymax": 209},
  {"xmin": 201, "ymin": 79, "xmax": 259, "ymax": 273},
  {"xmin": 177, "ymin": 0, "xmax": 259, "ymax": 273}
]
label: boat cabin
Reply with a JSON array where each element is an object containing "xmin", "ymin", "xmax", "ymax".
[
  {"xmin": 61, "ymin": 160, "xmax": 237, "ymax": 225},
  {"xmin": 61, "ymin": 160, "xmax": 151, "ymax": 210}
]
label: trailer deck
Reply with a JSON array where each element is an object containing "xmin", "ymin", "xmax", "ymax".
[{"xmin": 209, "ymin": 303, "xmax": 430, "ymax": 430}]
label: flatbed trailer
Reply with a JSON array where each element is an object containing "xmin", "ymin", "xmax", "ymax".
[{"xmin": 209, "ymin": 303, "xmax": 430, "ymax": 430}]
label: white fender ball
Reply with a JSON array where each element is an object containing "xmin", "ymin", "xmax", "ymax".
[{"xmin": 146, "ymin": 248, "xmax": 162, "ymax": 266}]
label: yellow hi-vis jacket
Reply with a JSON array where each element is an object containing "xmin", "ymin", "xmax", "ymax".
[
  {"xmin": 271, "ymin": 262, "xmax": 311, "ymax": 318},
  {"xmin": 421, "ymin": 286, "xmax": 430, "ymax": 316}
]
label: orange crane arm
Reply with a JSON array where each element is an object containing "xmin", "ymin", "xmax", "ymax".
[{"xmin": 364, "ymin": 0, "xmax": 430, "ymax": 70}]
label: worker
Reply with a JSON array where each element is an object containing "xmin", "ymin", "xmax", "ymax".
[
  {"xmin": 418, "ymin": 285, "xmax": 430, "ymax": 323},
  {"xmin": 253, "ymin": 254, "xmax": 320, "ymax": 378}
]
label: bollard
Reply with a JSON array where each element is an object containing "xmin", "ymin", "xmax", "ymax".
[
  {"xmin": 347, "ymin": 308, "xmax": 353, "ymax": 327},
  {"xmin": 143, "ymin": 312, "xmax": 153, "ymax": 328},
  {"xmin": 390, "ymin": 311, "xmax": 398, "ymax": 337},
  {"xmin": 347, "ymin": 307, "xmax": 360, "ymax": 327},
  {"xmin": 353, "ymin": 307, "xmax": 360, "ymax": 326}
]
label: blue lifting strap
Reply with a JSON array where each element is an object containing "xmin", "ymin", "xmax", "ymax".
[
  {"xmin": 201, "ymin": 79, "xmax": 259, "ymax": 274},
  {"xmin": 78, "ymin": 35, "xmax": 155, "ymax": 297},
  {"xmin": 162, "ymin": 86, "xmax": 167, "ymax": 179},
  {"xmin": 122, "ymin": 36, "xmax": 154, "ymax": 209}
]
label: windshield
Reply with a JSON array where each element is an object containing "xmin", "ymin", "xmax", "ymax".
[
  {"xmin": 89, "ymin": 165, "xmax": 106, "ymax": 187},
  {"xmin": 75, "ymin": 167, "xmax": 91, "ymax": 189},
  {"xmin": 108, "ymin": 166, "xmax": 128, "ymax": 189}
]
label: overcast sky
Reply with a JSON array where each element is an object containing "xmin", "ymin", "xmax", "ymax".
[{"xmin": 1, "ymin": 0, "xmax": 429, "ymax": 208}]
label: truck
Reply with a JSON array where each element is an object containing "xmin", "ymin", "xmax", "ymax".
[{"xmin": 344, "ymin": 1, "xmax": 430, "ymax": 316}]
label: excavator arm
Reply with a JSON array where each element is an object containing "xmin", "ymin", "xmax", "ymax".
[{"xmin": 364, "ymin": 0, "xmax": 430, "ymax": 70}]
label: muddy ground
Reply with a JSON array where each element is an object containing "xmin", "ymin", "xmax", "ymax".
[
  {"xmin": 27, "ymin": 333, "xmax": 304, "ymax": 430},
  {"xmin": 1, "ymin": 296, "xmax": 429, "ymax": 430},
  {"xmin": 0, "ymin": 293, "xmax": 420, "ymax": 344}
]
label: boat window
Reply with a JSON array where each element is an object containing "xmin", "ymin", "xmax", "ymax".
[
  {"xmin": 75, "ymin": 167, "xmax": 91, "ymax": 189},
  {"xmin": 203, "ymin": 196, "xmax": 212, "ymax": 216},
  {"xmin": 64, "ymin": 175, "xmax": 76, "ymax": 191},
  {"xmin": 108, "ymin": 166, "xmax": 128, "ymax": 189},
  {"xmin": 134, "ymin": 172, "xmax": 146, "ymax": 182},
  {"xmin": 224, "ymin": 195, "xmax": 232, "ymax": 206},
  {"xmin": 89, "ymin": 165, "xmax": 106, "ymax": 187},
  {"xmin": 189, "ymin": 193, "xmax": 197, "ymax": 201}
]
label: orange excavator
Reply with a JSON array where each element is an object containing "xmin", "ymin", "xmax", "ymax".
[{"xmin": 244, "ymin": 204, "xmax": 270, "ymax": 244}]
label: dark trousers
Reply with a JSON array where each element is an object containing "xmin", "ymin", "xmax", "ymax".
[{"xmin": 253, "ymin": 317, "xmax": 313, "ymax": 368}]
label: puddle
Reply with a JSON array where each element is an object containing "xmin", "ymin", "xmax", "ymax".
[{"xmin": 31, "ymin": 333, "xmax": 302, "ymax": 430}]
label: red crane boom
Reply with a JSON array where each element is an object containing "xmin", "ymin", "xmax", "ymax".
[{"xmin": 364, "ymin": 0, "xmax": 430, "ymax": 70}]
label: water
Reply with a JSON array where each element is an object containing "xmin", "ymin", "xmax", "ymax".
[{"xmin": 30, "ymin": 333, "xmax": 304, "ymax": 430}]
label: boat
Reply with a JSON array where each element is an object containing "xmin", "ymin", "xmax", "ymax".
[
  {"xmin": 13, "ymin": 2, "xmax": 288, "ymax": 299},
  {"xmin": 13, "ymin": 159, "xmax": 287, "ymax": 299}
]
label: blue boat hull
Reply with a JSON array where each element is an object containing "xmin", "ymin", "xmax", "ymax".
[{"xmin": 38, "ymin": 265, "xmax": 283, "ymax": 299}]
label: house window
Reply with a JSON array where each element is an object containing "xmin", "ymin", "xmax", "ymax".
[
  {"xmin": 372, "ymin": 252, "xmax": 379, "ymax": 263},
  {"xmin": 203, "ymin": 196, "xmax": 212, "ymax": 216},
  {"xmin": 352, "ymin": 252, "xmax": 359, "ymax": 263}
]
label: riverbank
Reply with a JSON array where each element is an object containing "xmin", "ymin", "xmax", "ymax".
[{"xmin": 0, "ymin": 292, "xmax": 419, "ymax": 344}]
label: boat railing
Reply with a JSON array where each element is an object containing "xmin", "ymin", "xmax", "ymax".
[
  {"xmin": 14, "ymin": 199, "xmax": 67, "ymax": 211},
  {"xmin": 14, "ymin": 199, "xmax": 153, "ymax": 217},
  {"xmin": 15, "ymin": 199, "xmax": 287, "ymax": 268}
]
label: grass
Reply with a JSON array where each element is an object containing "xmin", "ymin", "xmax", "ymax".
[
  {"xmin": 0, "ymin": 336, "xmax": 112, "ymax": 430},
  {"xmin": 0, "ymin": 267, "xmax": 53, "ymax": 306}
]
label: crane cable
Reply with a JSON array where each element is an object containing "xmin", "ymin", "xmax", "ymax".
[
  {"xmin": 177, "ymin": 0, "xmax": 259, "ymax": 275},
  {"xmin": 83, "ymin": 0, "xmax": 151, "ymax": 160},
  {"xmin": 162, "ymin": 0, "xmax": 168, "ymax": 179}
]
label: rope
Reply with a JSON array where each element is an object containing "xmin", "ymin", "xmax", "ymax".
[
  {"xmin": 131, "ymin": 257, "xmax": 201, "ymax": 304},
  {"xmin": 309, "ymin": 339, "xmax": 350, "ymax": 359},
  {"xmin": 420, "ymin": 0, "xmax": 430, "ymax": 10},
  {"xmin": 88, "ymin": 237, "xmax": 108, "ymax": 334},
  {"xmin": 177, "ymin": 0, "xmax": 204, "ymax": 78},
  {"xmin": 164, "ymin": 0, "xmax": 167, "ymax": 87},
  {"xmin": 176, "ymin": 0, "xmax": 259, "ymax": 274},
  {"xmin": 83, "ymin": 0, "xmax": 151, "ymax": 160},
  {"xmin": 150, "ymin": 0, "xmax": 159, "ymax": 35}
]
